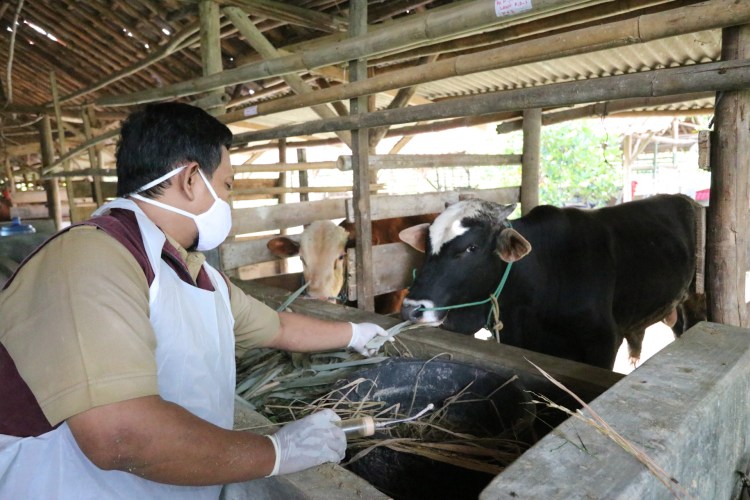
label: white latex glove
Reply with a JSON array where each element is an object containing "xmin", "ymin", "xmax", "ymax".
[
  {"xmin": 348, "ymin": 322, "xmax": 390, "ymax": 357},
  {"xmin": 266, "ymin": 409, "xmax": 346, "ymax": 477}
]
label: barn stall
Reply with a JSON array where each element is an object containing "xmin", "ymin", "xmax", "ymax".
[{"xmin": 0, "ymin": 0, "xmax": 749, "ymax": 498}]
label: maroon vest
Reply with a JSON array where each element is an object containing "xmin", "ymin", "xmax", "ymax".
[{"xmin": 0, "ymin": 208, "xmax": 214, "ymax": 437}]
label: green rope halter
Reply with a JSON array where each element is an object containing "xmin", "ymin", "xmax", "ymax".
[{"xmin": 414, "ymin": 221, "xmax": 515, "ymax": 336}]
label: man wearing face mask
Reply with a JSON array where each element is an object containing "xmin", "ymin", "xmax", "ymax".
[{"xmin": 0, "ymin": 102, "xmax": 388, "ymax": 498}]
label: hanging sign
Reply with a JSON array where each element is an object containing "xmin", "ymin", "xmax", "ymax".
[{"xmin": 495, "ymin": 0, "xmax": 532, "ymax": 17}]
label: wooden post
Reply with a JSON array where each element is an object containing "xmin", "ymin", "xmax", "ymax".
[
  {"xmin": 4, "ymin": 158, "xmax": 15, "ymax": 193},
  {"xmin": 277, "ymin": 138, "xmax": 289, "ymax": 274},
  {"xmin": 350, "ymin": 0, "xmax": 374, "ymax": 312},
  {"xmin": 296, "ymin": 148, "xmax": 309, "ymax": 202},
  {"xmin": 81, "ymin": 108, "xmax": 104, "ymax": 206},
  {"xmin": 38, "ymin": 115, "xmax": 62, "ymax": 230},
  {"xmin": 622, "ymin": 134, "xmax": 633, "ymax": 202},
  {"xmin": 521, "ymin": 108, "xmax": 541, "ymax": 215},
  {"xmin": 706, "ymin": 24, "xmax": 750, "ymax": 327},
  {"xmin": 199, "ymin": 0, "xmax": 225, "ymax": 116},
  {"xmin": 50, "ymin": 71, "xmax": 76, "ymax": 221}
]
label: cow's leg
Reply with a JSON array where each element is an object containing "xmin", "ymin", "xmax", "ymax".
[
  {"xmin": 673, "ymin": 293, "xmax": 707, "ymax": 337},
  {"xmin": 580, "ymin": 317, "xmax": 619, "ymax": 370}
]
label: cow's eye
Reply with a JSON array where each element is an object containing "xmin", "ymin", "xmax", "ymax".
[
  {"xmin": 466, "ymin": 245, "xmax": 478, "ymax": 253},
  {"xmin": 338, "ymin": 254, "xmax": 345, "ymax": 261}
]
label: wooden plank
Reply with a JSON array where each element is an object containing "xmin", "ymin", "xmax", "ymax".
[
  {"xmin": 345, "ymin": 187, "xmax": 520, "ymax": 221},
  {"xmin": 346, "ymin": 242, "xmax": 425, "ymax": 299},
  {"xmin": 231, "ymin": 198, "xmax": 346, "ymax": 235},
  {"xmin": 219, "ymin": 234, "xmax": 300, "ymax": 270},
  {"xmin": 229, "ymin": 278, "xmax": 622, "ymax": 402},
  {"xmin": 337, "ymin": 154, "xmax": 522, "ymax": 171},
  {"xmin": 221, "ymin": 233, "xmax": 302, "ymax": 270}
]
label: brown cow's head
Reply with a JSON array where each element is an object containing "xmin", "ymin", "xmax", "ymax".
[{"xmin": 267, "ymin": 220, "xmax": 349, "ymax": 302}]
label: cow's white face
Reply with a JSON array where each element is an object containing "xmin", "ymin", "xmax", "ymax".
[
  {"xmin": 268, "ymin": 220, "xmax": 349, "ymax": 302},
  {"xmin": 427, "ymin": 201, "xmax": 484, "ymax": 255}
]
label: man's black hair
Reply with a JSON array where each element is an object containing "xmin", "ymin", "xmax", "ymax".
[{"xmin": 115, "ymin": 102, "xmax": 233, "ymax": 197}]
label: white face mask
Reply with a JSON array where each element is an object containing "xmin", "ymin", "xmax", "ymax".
[{"xmin": 130, "ymin": 166, "xmax": 232, "ymax": 251}]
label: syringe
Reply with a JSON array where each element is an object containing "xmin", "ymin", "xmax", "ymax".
[{"xmin": 336, "ymin": 403, "xmax": 435, "ymax": 438}]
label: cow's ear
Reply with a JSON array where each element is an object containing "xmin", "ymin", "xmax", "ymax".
[
  {"xmin": 399, "ymin": 223, "xmax": 431, "ymax": 253},
  {"xmin": 267, "ymin": 237, "xmax": 301, "ymax": 257},
  {"xmin": 496, "ymin": 228, "xmax": 531, "ymax": 263},
  {"xmin": 338, "ymin": 221, "xmax": 357, "ymax": 249}
]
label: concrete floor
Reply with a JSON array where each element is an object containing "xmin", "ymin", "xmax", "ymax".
[{"xmin": 613, "ymin": 322, "xmax": 676, "ymax": 374}]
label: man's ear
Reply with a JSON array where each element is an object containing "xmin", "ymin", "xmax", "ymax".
[
  {"xmin": 496, "ymin": 228, "xmax": 531, "ymax": 263},
  {"xmin": 181, "ymin": 163, "xmax": 201, "ymax": 201}
]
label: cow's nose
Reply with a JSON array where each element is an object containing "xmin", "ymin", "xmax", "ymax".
[{"xmin": 401, "ymin": 300, "xmax": 423, "ymax": 322}]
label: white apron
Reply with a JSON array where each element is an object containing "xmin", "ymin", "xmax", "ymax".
[{"xmin": 0, "ymin": 199, "xmax": 236, "ymax": 499}]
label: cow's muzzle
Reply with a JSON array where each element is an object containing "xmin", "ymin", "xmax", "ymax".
[{"xmin": 401, "ymin": 298, "xmax": 444, "ymax": 325}]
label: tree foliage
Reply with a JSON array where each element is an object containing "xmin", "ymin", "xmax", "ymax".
[{"xmin": 504, "ymin": 120, "xmax": 622, "ymax": 207}]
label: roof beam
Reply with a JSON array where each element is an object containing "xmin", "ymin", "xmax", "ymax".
[
  {"xmin": 495, "ymin": 92, "xmax": 715, "ymax": 133},
  {"xmin": 219, "ymin": 0, "xmax": 749, "ymax": 125},
  {"xmin": 231, "ymin": 59, "xmax": 750, "ymax": 144},
  {"xmin": 96, "ymin": 0, "xmax": 614, "ymax": 106},
  {"xmin": 222, "ymin": 6, "xmax": 352, "ymax": 147},
  {"xmin": 217, "ymin": 0, "xmax": 347, "ymax": 33}
]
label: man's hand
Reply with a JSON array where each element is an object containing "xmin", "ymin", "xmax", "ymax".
[
  {"xmin": 266, "ymin": 409, "xmax": 346, "ymax": 476},
  {"xmin": 348, "ymin": 322, "xmax": 389, "ymax": 357}
]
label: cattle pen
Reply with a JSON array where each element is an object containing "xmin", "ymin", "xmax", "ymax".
[{"xmin": 1, "ymin": 0, "xmax": 750, "ymax": 498}]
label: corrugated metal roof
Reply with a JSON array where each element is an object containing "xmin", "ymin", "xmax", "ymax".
[{"xmin": 415, "ymin": 31, "xmax": 721, "ymax": 105}]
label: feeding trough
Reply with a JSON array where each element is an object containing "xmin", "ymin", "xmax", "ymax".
[{"xmin": 335, "ymin": 358, "xmax": 535, "ymax": 500}]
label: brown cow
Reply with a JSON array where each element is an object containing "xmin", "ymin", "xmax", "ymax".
[{"xmin": 267, "ymin": 215, "xmax": 436, "ymax": 314}]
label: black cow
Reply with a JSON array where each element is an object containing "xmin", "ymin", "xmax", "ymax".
[{"xmin": 399, "ymin": 194, "xmax": 702, "ymax": 369}]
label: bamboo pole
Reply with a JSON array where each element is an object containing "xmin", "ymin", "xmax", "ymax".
[
  {"xmin": 231, "ymin": 111, "xmax": 524, "ymax": 154},
  {"xmin": 706, "ymin": 25, "xmax": 750, "ymax": 327},
  {"xmin": 57, "ymin": 20, "xmax": 201, "ymax": 104},
  {"xmin": 219, "ymin": 0, "xmax": 748, "ymax": 125},
  {"xmin": 232, "ymin": 59, "xmax": 750, "ymax": 144},
  {"xmin": 4, "ymin": 158, "xmax": 15, "ymax": 193},
  {"xmin": 42, "ymin": 129, "xmax": 120, "ymax": 175},
  {"xmin": 39, "ymin": 115, "xmax": 62, "ymax": 230},
  {"xmin": 41, "ymin": 169, "xmax": 117, "ymax": 179},
  {"xmin": 223, "ymin": 6, "xmax": 352, "ymax": 147},
  {"xmin": 234, "ymin": 161, "xmax": 337, "ymax": 173},
  {"xmin": 232, "ymin": 184, "xmax": 385, "ymax": 196},
  {"xmin": 336, "ymin": 154, "xmax": 522, "ymax": 171},
  {"xmin": 81, "ymin": 108, "xmax": 104, "ymax": 206},
  {"xmin": 50, "ymin": 71, "xmax": 77, "ymax": 219},
  {"xmin": 297, "ymin": 148, "xmax": 309, "ymax": 203},
  {"xmin": 96, "ymin": 0, "xmax": 613, "ymax": 106},
  {"xmin": 368, "ymin": 54, "xmax": 439, "ymax": 148},
  {"xmin": 200, "ymin": 0, "xmax": 225, "ymax": 116},
  {"xmin": 495, "ymin": 92, "xmax": 715, "ymax": 134},
  {"xmin": 218, "ymin": 0, "xmax": 347, "ymax": 33},
  {"xmin": 276, "ymin": 138, "xmax": 289, "ymax": 274},
  {"xmin": 521, "ymin": 108, "xmax": 541, "ymax": 215},
  {"xmin": 349, "ymin": 0, "xmax": 374, "ymax": 312}
]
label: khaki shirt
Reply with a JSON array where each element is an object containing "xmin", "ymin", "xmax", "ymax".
[{"xmin": 0, "ymin": 226, "xmax": 280, "ymax": 426}]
